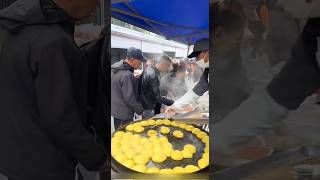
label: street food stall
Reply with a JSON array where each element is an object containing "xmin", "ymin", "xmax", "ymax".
[
  {"xmin": 110, "ymin": 86, "xmax": 210, "ymax": 174},
  {"xmin": 111, "ymin": 119, "xmax": 209, "ymax": 174},
  {"xmin": 111, "ymin": 0, "xmax": 209, "ymax": 175}
]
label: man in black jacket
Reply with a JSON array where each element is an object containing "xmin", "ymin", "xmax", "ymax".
[
  {"xmin": 141, "ymin": 54, "xmax": 174, "ymax": 119},
  {"xmin": 111, "ymin": 47, "xmax": 146, "ymax": 130},
  {"xmin": 0, "ymin": 0, "xmax": 107, "ymax": 180},
  {"xmin": 82, "ymin": 26, "xmax": 110, "ymax": 150},
  {"xmin": 79, "ymin": 26, "xmax": 110, "ymax": 180}
]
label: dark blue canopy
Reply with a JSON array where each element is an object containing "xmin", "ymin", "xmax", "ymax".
[{"xmin": 111, "ymin": 0, "xmax": 209, "ymax": 45}]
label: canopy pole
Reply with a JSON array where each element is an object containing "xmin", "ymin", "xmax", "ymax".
[
  {"xmin": 187, "ymin": 44, "xmax": 190, "ymax": 57},
  {"xmin": 124, "ymin": 3, "xmax": 164, "ymax": 37}
]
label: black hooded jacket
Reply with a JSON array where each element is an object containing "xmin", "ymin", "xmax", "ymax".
[
  {"xmin": 111, "ymin": 60, "xmax": 144, "ymax": 120},
  {"xmin": 141, "ymin": 65, "xmax": 174, "ymax": 110},
  {"xmin": 82, "ymin": 26, "xmax": 110, "ymax": 150},
  {"xmin": 0, "ymin": 0, "xmax": 106, "ymax": 179}
]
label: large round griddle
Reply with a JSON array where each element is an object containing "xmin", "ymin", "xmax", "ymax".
[{"xmin": 111, "ymin": 119, "xmax": 209, "ymax": 173}]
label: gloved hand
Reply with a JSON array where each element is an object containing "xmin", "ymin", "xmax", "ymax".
[
  {"xmin": 164, "ymin": 89, "xmax": 199, "ymax": 118},
  {"xmin": 173, "ymin": 89, "xmax": 200, "ymax": 109}
]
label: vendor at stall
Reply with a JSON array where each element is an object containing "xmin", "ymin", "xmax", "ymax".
[
  {"xmin": 166, "ymin": 3, "xmax": 251, "ymax": 121},
  {"xmin": 166, "ymin": 38, "xmax": 209, "ymax": 117}
]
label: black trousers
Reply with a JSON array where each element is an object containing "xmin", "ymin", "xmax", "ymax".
[
  {"xmin": 154, "ymin": 103, "xmax": 161, "ymax": 114},
  {"xmin": 113, "ymin": 117, "xmax": 133, "ymax": 130}
]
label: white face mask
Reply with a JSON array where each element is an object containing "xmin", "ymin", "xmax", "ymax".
[
  {"xmin": 196, "ymin": 52, "xmax": 209, "ymax": 69},
  {"xmin": 278, "ymin": 0, "xmax": 320, "ymax": 18}
]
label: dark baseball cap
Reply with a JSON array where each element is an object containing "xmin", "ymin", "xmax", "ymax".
[
  {"xmin": 127, "ymin": 47, "xmax": 147, "ymax": 62},
  {"xmin": 187, "ymin": 38, "xmax": 209, "ymax": 58}
]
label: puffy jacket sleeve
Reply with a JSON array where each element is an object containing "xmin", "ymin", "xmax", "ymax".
[
  {"xmin": 150, "ymin": 76, "xmax": 174, "ymax": 106},
  {"xmin": 33, "ymin": 37, "xmax": 107, "ymax": 171},
  {"xmin": 121, "ymin": 73, "xmax": 144, "ymax": 114},
  {"xmin": 193, "ymin": 68, "xmax": 209, "ymax": 96}
]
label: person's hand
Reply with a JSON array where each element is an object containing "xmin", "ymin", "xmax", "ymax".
[
  {"xmin": 133, "ymin": 70, "xmax": 142, "ymax": 77},
  {"xmin": 180, "ymin": 104, "xmax": 194, "ymax": 113},
  {"xmin": 160, "ymin": 106, "xmax": 166, "ymax": 113},
  {"xmin": 165, "ymin": 108, "xmax": 176, "ymax": 118},
  {"xmin": 165, "ymin": 103, "xmax": 194, "ymax": 118}
]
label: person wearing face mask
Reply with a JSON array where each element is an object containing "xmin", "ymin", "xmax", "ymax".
[
  {"xmin": 111, "ymin": 47, "xmax": 146, "ymax": 130},
  {"xmin": 214, "ymin": 0, "xmax": 320, "ymax": 157},
  {"xmin": 165, "ymin": 38, "xmax": 210, "ymax": 117}
]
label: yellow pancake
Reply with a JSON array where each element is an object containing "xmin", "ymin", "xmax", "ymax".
[
  {"xmin": 140, "ymin": 120, "xmax": 149, "ymax": 127},
  {"xmin": 178, "ymin": 123, "xmax": 187, "ymax": 129},
  {"xmin": 124, "ymin": 149, "xmax": 136, "ymax": 159},
  {"xmin": 171, "ymin": 150, "xmax": 183, "ymax": 161},
  {"xmin": 147, "ymin": 119, "xmax": 156, "ymax": 126},
  {"xmin": 163, "ymin": 119, "xmax": 171, "ymax": 126},
  {"xmin": 173, "ymin": 167, "xmax": 185, "ymax": 174},
  {"xmin": 160, "ymin": 168, "xmax": 173, "ymax": 174},
  {"xmin": 114, "ymin": 153, "xmax": 128, "ymax": 164},
  {"xmin": 196, "ymin": 131, "xmax": 207, "ymax": 139},
  {"xmin": 184, "ymin": 144, "xmax": 196, "ymax": 154},
  {"xmin": 185, "ymin": 165, "xmax": 200, "ymax": 173},
  {"xmin": 185, "ymin": 125, "xmax": 195, "ymax": 131},
  {"xmin": 147, "ymin": 130, "xmax": 158, "ymax": 137},
  {"xmin": 182, "ymin": 149, "xmax": 193, "ymax": 159},
  {"xmin": 122, "ymin": 159, "xmax": 135, "ymax": 168},
  {"xmin": 152, "ymin": 152, "xmax": 167, "ymax": 163},
  {"xmin": 192, "ymin": 128, "xmax": 201, "ymax": 134},
  {"xmin": 198, "ymin": 158, "xmax": 209, "ymax": 169},
  {"xmin": 173, "ymin": 130, "xmax": 184, "ymax": 138},
  {"xmin": 146, "ymin": 167, "xmax": 160, "ymax": 173},
  {"xmin": 160, "ymin": 126, "xmax": 170, "ymax": 134},
  {"xmin": 132, "ymin": 165, "xmax": 147, "ymax": 173},
  {"xmin": 125, "ymin": 124, "xmax": 135, "ymax": 131},
  {"xmin": 134, "ymin": 155, "xmax": 149, "ymax": 165},
  {"xmin": 134, "ymin": 125, "xmax": 144, "ymax": 133},
  {"xmin": 114, "ymin": 131, "xmax": 125, "ymax": 138}
]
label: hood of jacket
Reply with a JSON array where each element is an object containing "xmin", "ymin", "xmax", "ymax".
[
  {"xmin": 0, "ymin": 0, "xmax": 74, "ymax": 33},
  {"xmin": 111, "ymin": 60, "xmax": 134, "ymax": 73}
]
